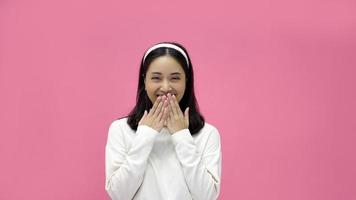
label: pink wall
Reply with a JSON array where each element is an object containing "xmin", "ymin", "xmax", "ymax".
[{"xmin": 1, "ymin": 0, "xmax": 355, "ymax": 199}]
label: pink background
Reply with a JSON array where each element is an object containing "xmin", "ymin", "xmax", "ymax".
[{"xmin": 1, "ymin": 0, "xmax": 355, "ymax": 199}]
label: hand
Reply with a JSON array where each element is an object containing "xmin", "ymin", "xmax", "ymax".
[
  {"xmin": 138, "ymin": 96, "xmax": 169, "ymax": 132},
  {"xmin": 166, "ymin": 93, "xmax": 189, "ymax": 134}
]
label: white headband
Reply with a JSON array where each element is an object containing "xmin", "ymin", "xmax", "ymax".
[{"xmin": 143, "ymin": 43, "xmax": 190, "ymax": 68}]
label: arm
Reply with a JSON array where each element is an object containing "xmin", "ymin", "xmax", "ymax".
[
  {"xmin": 105, "ymin": 121, "xmax": 158, "ymax": 200},
  {"xmin": 171, "ymin": 127, "xmax": 222, "ymax": 200}
]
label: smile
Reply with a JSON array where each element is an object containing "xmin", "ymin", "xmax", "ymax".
[{"xmin": 156, "ymin": 93, "xmax": 176, "ymax": 97}]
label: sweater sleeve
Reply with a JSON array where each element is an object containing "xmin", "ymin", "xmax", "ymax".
[
  {"xmin": 171, "ymin": 127, "xmax": 222, "ymax": 200},
  {"xmin": 105, "ymin": 121, "xmax": 158, "ymax": 200}
]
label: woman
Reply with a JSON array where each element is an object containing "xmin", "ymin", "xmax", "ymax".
[{"xmin": 105, "ymin": 42, "xmax": 222, "ymax": 200}]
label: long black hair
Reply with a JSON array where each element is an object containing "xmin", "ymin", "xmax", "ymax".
[{"xmin": 125, "ymin": 41, "xmax": 205, "ymax": 135}]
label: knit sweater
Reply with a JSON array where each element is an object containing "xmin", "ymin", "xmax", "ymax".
[{"xmin": 105, "ymin": 117, "xmax": 222, "ymax": 200}]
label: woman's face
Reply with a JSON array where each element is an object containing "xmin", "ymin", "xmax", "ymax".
[{"xmin": 144, "ymin": 55, "xmax": 186, "ymax": 104}]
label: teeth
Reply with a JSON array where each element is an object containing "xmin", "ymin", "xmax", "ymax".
[{"xmin": 156, "ymin": 94, "xmax": 176, "ymax": 97}]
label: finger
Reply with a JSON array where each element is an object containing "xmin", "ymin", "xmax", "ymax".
[
  {"xmin": 172, "ymin": 95, "xmax": 182, "ymax": 117},
  {"xmin": 165, "ymin": 101, "xmax": 173, "ymax": 121},
  {"xmin": 174, "ymin": 95, "xmax": 183, "ymax": 117},
  {"xmin": 161, "ymin": 107, "xmax": 168, "ymax": 122},
  {"xmin": 156, "ymin": 96, "xmax": 167, "ymax": 115},
  {"xmin": 184, "ymin": 107, "xmax": 189, "ymax": 125},
  {"xmin": 159, "ymin": 99, "xmax": 168, "ymax": 121},
  {"xmin": 157, "ymin": 107, "xmax": 164, "ymax": 121},
  {"xmin": 166, "ymin": 94, "xmax": 175, "ymax": 119},
  {"xmin": 149, "ymin": 96, "xmax": 161, "ymax": 116},
  {"xmin": 160, "ymin": 99, "xmax": 168, "ymax": 120},
  {"xmin": 157, "ymin": 97, "xmax": 168, "ymax": 116},
  {"xmin": 169, "ymin": 95, "xmax": 177, "ymax": 117},
  {"xmin": 163, "ymin": 98, "xmax": 169, "ymax": 111},
  {"xmin": 153, "ymin": 101, "xmax": 164, "ymax": 117},
  {"xmin": 166, "ymin": 109, "xmax": 172, "ymax": 124},
  {"xmin": 168, "ymin": 97, "xmax": 176, "ymax": 119}
]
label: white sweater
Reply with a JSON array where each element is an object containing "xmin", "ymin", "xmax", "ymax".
[{"xmin": 105, "ymin": 117, "xmax": 222, "ymax": 200}]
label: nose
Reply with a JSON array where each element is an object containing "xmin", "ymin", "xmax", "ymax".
[{"xmin": 160, "ymin": 79, "xmax": 172, "ymax": 93}]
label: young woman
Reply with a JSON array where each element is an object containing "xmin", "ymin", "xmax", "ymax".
[{"xmin": 105, "ymin": 42, "xmax": 222, "ymax": 200}]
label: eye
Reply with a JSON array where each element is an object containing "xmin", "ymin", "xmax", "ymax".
[
  {"xmin": 172, "ymin": 77, "xmax": 180, "ymax": 80},
  {"xmin": 151, "ymin": 77, "xmax": 160, "ymax": 80}
]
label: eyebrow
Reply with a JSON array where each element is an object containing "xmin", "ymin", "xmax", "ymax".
[{"xmin": 151, "ymin": 72, "xmax": 182, "ymax": 75}]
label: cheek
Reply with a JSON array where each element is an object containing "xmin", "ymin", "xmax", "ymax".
[
  {"xmin": 144, "ymin": 86, "xmax": 154, "ymax": 98},
  {"xmin": 177, "ymin": 83, "xmax": 186, "ymax": 98},
  {"xmin": 179, "ymin": 82, "xmax": 186, "ymax": 91},
  {"xmin": 145, "ymin": 83, "xmax": 158, "ymax": 92},
  {"xmin": 178, "ymin": 87, "xmax": 185, "ymax": 94}
]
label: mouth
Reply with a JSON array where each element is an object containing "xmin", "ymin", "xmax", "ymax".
[{"xmin": 156, "ymin": 93, "xmax": 176, "ymax": 98}]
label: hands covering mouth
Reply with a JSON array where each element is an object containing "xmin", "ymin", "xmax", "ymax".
[{"xmin": 139, "ymin": 93, "xmax": 189, "ymax": 134}]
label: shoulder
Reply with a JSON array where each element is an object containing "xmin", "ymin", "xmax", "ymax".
[
  {"xmin": 107, "ymin": 117, "xmax": 132, "ymax": 139},
  {"xmin": 109, "ymin": 117, "xmax": 129, "ymax": 129},
  {"xmin": 200, "ymin": 121, "xmax": 220, "ymax": 136},
  {"xmin": 194, "ymin": 121, "xmax": 221, "ymax": 141},
  {"xmin": 191, "ymin": 121, "xmax": 221, "ymax": 151}
]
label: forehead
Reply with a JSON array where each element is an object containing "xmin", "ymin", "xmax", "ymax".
[{"xmin": 147, "ymin": 56, "xmax": 185, "ymax": 75}]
